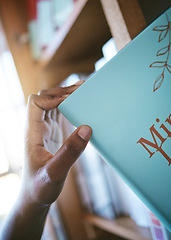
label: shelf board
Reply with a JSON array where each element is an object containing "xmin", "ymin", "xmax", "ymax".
[
  {"xmin": 40, "ymin": 0, "xmax": 111, "ymax": 68},
  {"xmin": 40, "ymin": 0, "xmax": 87, "ymax": 65},
  {"xmin": 84, "ymin": 214, "xmax": 152, "ymax": 240}
]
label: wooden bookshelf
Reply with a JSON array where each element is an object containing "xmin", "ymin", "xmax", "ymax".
[
  {"xmin": 40, "ymin": 0, "xmax": 112, "ymax": 68},
  {"xmin": 84, "ymin": 214, "xmax": 152, "ymax": 240},
  {"xmin": 0, "ymin": 0, "xmax": 112, "ymax": 99},
  {"xmin": 40, "ymin": 0, "xmax": 87, "ymax": 65}
]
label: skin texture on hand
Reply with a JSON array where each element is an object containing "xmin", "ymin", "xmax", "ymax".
[{"xmin": 1, "ymin": 82, "xmax": 92, "ymax": 240}]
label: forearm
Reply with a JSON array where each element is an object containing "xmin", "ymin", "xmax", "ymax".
[{"xmin": 1, "ymin": 192, "xmax": 50, "ymax": 240}]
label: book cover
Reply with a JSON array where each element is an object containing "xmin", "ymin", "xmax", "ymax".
[{"xmin": 58, "ymin": 8, "xmax": 171, "ymax": 231}]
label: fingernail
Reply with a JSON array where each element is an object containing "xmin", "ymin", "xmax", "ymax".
[
  {"xmin": 62, "ymin": 94, "xmax": 70, "ymax": 98},
  {"xmin": 78, "ymin": 126, "xmax": 92, "ymax": 141},
  {"xmin": 75, "ymin": 80, "xmax": 83, "ymax": 86}
]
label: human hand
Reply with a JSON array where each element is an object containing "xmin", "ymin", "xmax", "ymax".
[
  {"xmin": 22, "ymin": 82, "xmax": 92, "ymax": 207},
  {"xmin": 1, "ymin": 82, "xmax": 92, "ymax": 240}
]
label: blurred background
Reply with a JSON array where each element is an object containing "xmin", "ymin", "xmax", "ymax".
[{"xmin": 0, "ymin": 24, "xmax": 25, "ymax": 231}]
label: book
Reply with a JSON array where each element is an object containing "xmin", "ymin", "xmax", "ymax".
[
  {"xmin": 37, "ymin": 0, "xmax": 54, "ymax": 50},
  {"xmin": 100, "ymin": 37, "xmax": 151, "ymax": 226},
  {"xmin": 78, "ymin": 143, "xmax": 116, "ymax": 219},
  {"xmin": 74, "ymin": 160, "xmax": 94, "ymax": 213},
  {"xmin": 48, "ymin": 203, "xmax": 68, "ymax": 240},
  {"xmin": 27, "ymin": 0, "xmax": 41, "ymax": 60},
  {"xmin": 58, "ymin": 8, "xmax": 171, "ymax": 231},
  {"xmin": 102, "ymin": 38, "xmax": 117, "ymax": 61},
  {"xmin": 41, "ymin": 202, "xmax": 67, "ymax": 240},
  {"xmin": 146, "ymin": 209, "xmax": 170, "ymax": 240},
  {"xmin": 51, "ymin": 0, "xmax": 74, "ymax": 29}
]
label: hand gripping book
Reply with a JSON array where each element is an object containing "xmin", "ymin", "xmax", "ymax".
[{"xmin": 58, "ymin": 8, "xmax": 171, "ymax": 231}]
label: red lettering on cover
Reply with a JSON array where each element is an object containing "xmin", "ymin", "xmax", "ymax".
[
  {"xmin": 160, "ymin": 123, "xmax": 171, "ymax": 137},
  {"xmin": 165, "ymin": 114, "xmax": 171, "ymax": 125},
  {"xmin": 137, "ymin": 125, "xmax": 167, "ymax": 158},
  {"xmin": 137, "ymin": 115, "xmax": 171, "ymax": 166}
]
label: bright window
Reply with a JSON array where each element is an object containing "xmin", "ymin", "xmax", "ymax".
[{"xmin": 0, "ymin": 33, "xmax": 26, "ymax": 221}]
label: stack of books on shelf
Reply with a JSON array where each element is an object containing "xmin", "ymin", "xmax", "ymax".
[
  {"xmin": 27, "ymin": 0, "xmax": 75, "ymax": 60},
  {"xmin": 75, "ymin": 144, "xmax": 116, "ymax": 219},
  {"xmin": 146, "ymin": 210, "xmax": 171, "ymax": 240}
]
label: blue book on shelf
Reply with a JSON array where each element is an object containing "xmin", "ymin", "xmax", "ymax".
[{"xmin": 58, "ymin": 8, "xmax": 171, "ymax": 231}]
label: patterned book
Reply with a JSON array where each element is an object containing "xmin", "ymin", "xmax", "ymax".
[{"xmin": 58, "ymin": 8, "xmax": 171, "ymax": 231}]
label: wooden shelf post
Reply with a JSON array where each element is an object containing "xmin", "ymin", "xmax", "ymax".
[{"xmin": 100, "ymin": 0, "xmax": 147, "ymax": 51}]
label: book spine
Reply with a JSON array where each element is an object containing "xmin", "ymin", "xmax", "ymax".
[
  {"xmin": 27, "ymin": 0, "xmax": 41, "ymax": 60},
  {"xmin": 74, "ymin": 161, "xmax": 93, "ymax": 213},
  {"xmin": 51, "ymin": 0, "xmax": 74, "ymax": 29},
  {"xmin": 37, "ymin": 0, "xmax": 54, "ymax": 50},
  {"xmin": 49, "ymin": 203, "xmax": 68, "ymax": 240},
  {"xmin": 80, "ymin": 147, "xmax": 116, "ymax": 219},
  {"xmin": 146, "ymin": 210, "xmax": 170, "ymax": 240}
]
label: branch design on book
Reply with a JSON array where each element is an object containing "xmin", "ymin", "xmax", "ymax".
[{"xmin": 150, "ymin": 13, "xmax": 171, "ymax": 92}]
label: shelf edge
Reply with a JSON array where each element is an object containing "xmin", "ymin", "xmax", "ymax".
[{"xmin": 84, "ymin": 214, "xmax": 152, "ymax": 240}]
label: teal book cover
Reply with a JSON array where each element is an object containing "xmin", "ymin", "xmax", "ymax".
[{"xmin": 58, "ymin": 8, "xmax": 171, "ymax": 231}]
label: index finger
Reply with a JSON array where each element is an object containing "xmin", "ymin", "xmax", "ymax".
[
  {"xmin": 27, "ymin": 83, "xmax": 83, "ymax": 122},
  {"xmin": 38, "ymin": 81, "xmax": 84, "ymax": 97}
]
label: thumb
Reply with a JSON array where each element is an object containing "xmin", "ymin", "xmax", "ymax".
[{"xmin": 46, "ymin": 125, "xmax": 92, "ymax": 183}]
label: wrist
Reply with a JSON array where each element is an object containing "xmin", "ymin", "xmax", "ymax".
[
  {"xmin": 18, "ymin": 183, "xmax": 50, "ymax": 216},
  {"xmin": 1, "ymin": 184, "xmax": 50, "ymax": 240}
]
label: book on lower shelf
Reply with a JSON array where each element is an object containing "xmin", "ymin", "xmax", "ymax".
[
  {"xmin": 146, "ymin": 209, "xmax": 171, "ymax": 240},
  {"xmin": 76, "ymin": 143, "xmax": 116, "ymax": 219}
]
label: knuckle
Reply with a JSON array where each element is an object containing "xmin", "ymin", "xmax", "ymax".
[
  {"xmin": 47, "ymin": 95, "xmax": 55, "ymax": 100},
  {"xmin": 43, "ymin": 168, "xmax": 54, "ymax": 184},
  {"xmin": 44, "ymin": 167, "xmax": 64, "ymax": 188},
  {"xmin": 40, "ymin": 167, "xmax": 55, "ymax": 185},
  {"xmin": 38, "ymin": 90, "xmax": 45, "ymax": 95},
  {"xmin": 28, "ymin": 94, "xmax": 37, "ymax": 105},
  {"xmin": 65, "ymin": 141, "xmax": 81, "ymax": 158}
]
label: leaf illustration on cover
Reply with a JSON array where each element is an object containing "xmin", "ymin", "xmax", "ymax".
[
  {"xmin": 153, "ymin": 25, "xmax": 168, "ymax": 31},
  {"xmin": 150, "ymin": 13, "xmax": 170, "ymax": 92},
  {"xmin": 166, "ymin": 65, "xmax": 171, "ymax": 73},
  {"xmin": 156, "ymin": 46, "xmax": 169, "ymax": 56},
  {"xmin": 153, "ymin": 74, "xmax": 164, "ymax": 92},
  {"xmin": 150, "ymin": 61, "xmax": 166, "ymax": 68},
  {"xmin": 159, "ymin": 29, "xmax": 169, "ymax": 42}
]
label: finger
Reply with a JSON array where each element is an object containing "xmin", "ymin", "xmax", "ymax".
[
  {"xmin": 45, "ymin": 110, "xmax": 52, "ymax": 122},
  {"xmin": 38, "ymin": 81, "xmax": 84, "ymax": 97},
  {"xmin": 27, "ymin": 94, "xmax": 67, "ymax": 122},
  {"xmin": 50, "ymin": 109, "xmax": 57, "ymax": 121},
  {"xmin": 31, "ymin": 94, "xmax": 67, "ymax": 110},
  {"xmin": 45, "ymin": 125, "xmax": 92, "ymax": 183},
  {"xmin": 29, "ymin": 82, "xmax": 84, "ymax": 122}
]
